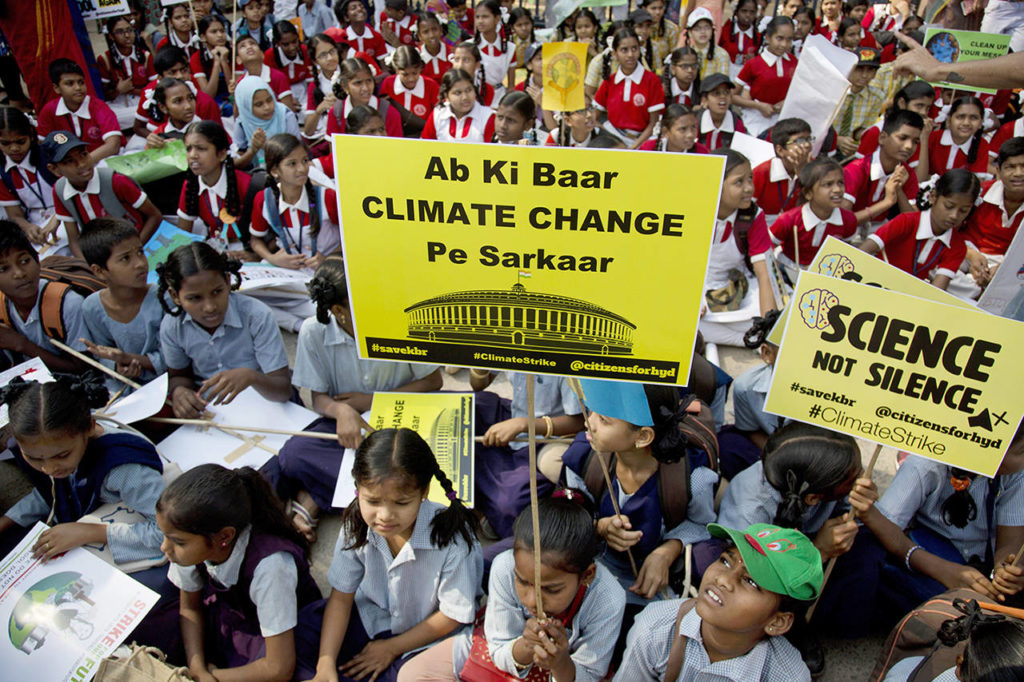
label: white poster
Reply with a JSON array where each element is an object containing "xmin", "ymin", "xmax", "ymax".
[
  {"xmin": 978, "ymin": 230, "xmax": 1024, "ymax": 321},
  {"xmin": 730, "ymin": 132, "xmax": 777, "ymax": 171},
  {"xmin": 0, "ymin": 523, "xmax": 158, "ymax": 682},
  {"xmin": 76, "ymin": 0, "xmax": 130, "ymax": 21},
  {"xmin": 779, "ymin": 36, "xmax": 855, "ymax": 158},
  {"xmin": 239, "ymin": 264, "xmax": 311, "ymax": 296}
]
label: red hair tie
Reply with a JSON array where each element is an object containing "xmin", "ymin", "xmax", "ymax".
[{"xmin": 950, "ymin": 475, "xmax": 971, "ymax": 492}]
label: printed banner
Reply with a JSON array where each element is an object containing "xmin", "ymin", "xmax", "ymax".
[
  {"xmin": 765, "ymin": 273, "xmax": 1024, "ymax": 476},
  {"xmin": 978, "ymin": 229, "xmax": 1024, "ymax": 320},
  {"xmin": 0, "ymin": 523, "xmax": 158, "ymax": 682},
  {"xmin": 333, "ymin": 393, "xmax": 475, "ymax": 508},
  {"xmin": 923, "ymin": 28, "xmax": 1011, "ymax": 95},
  {"xmin": 542, "ymin": 42, "xmax": 587, "ymax": 112},
  {"xmin": 76, "ymin": 0, "xmax": 130, "ymax": 20},
  {"xmin": 766, "ymin": 236, "xmax": 973, "ymax": 346},
  {"xmin": 334, "ymin": 136, "xmax": 723, "ymax": 384}
]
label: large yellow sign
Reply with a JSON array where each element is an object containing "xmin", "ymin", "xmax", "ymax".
[
  {"xmin": 765, "ymin": 273, "xmax": 1024, "ymax": 476},
  {"xmin": 334, "ymin": 136, "xmax": 724, "ymax": 384}
]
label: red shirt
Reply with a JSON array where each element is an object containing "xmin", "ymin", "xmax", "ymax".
[
  {"xmin": 963, "ymin": 180, "xmax": 1024, "ymax": 256},
  {"xmin": 250, "ymin": 186, "xmax": 341, "ymax": 256},
  {"xmin": 379, "ymin": 11, "xmax": 417, "ymax": 47},
  {"xmin": 421, "ymin": 102, "xmax": 495, "ymax": 143},
  {"xmin": 97, "ymin": 49, "xmax": 155, "ymax": 93},
  {"xmin": 925, "ymin": 128, "xmax": 989, "ymax": 177},
  {"xmin": 638, "ymin": 139, "xmax": 710, "ymax": 153},
  {"xmin": 718, "ymin": 19, "xmax": 760, "ymax": 65},
  {"xmin": 843, "ymin": 150, "xmax": 919, "ymax": 218},
  {"xmin": 868, "ymin": 210, "xmax": 967, "ymax": 280},
  {"xmin": 381, "ymin": 74, "xmax": 440, "ymax": 121},
  {"xmin": 813, "ymin": 18, "xmax": 839, "ymax": 43},
  {"xmin": 594, "ymin": 67, "xmax": 666, "ymax": 133},
  {"xmin": 325, "ymin": 96, "xmax": 404, "ymax": 137},
  {"xmin": 988, "ymin": 117, "xmax": 1024, "ymax": 160},
  {"xmin": 753, "ymin": 157, "xmax": 802, "ymax": 220},
  {"xmin": 263, "ymin": 45, "xmax": 313, "ymax": 86},
  {"xmin": 54, "ymin": 171, "xmax": 146, "ymax": 229},
  {"xmin": 736, "ymin": 52, "xmax": 796, "ymax": 105},
  {"xmin": 37, "ymin": 95, "xmax": 122, "ymax": 152},
  {"xmin": 312, "ymin": 152, "xmax": 334, "ymax": 178},
  {"xmin": 769, "ymin": 204, "xmax": 858, "ymax": 265},
  {"xmin": 697, "ymin": 110, "xmax": 747, "ymax": 150},
  {"xmin": 156, "ymin": 34, "xmax": 197, "ymax": 59},
  {"xmin": 855, "ymin": 123, "xmax": 921, "ymax": 168},
  {"xmin": 176, "ymin": 166, "xmax": 254, "ymax": 241},
  {"xmin": 337, "ymin": 24, "xmax": 388, "ymax": 62},
  {"xmin": 135, "ymin": 80, "xmax": 222, "ymax": 130},
  {"xmin": 236, "ymin": 64, "xmax": 293, "ymax": 102},
  {"xmin": 419, "ymin": 43, "xmax": 453, "ymax": 82}
]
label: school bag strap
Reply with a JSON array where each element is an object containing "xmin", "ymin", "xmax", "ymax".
[
  {"xmin": 236, "ymin": 169, "xmax": 268, "ymax": 251},
  {"xmin": 0, "ymin": 255, "xmax": 105, "ymax": 343},
  {"xmin": 385, "ymin": 94, "xmax": 428, "ymax": 138},
  {"xmin": 677, "ymin": 395, "xmax": 720, "ymax": 474},
  {"xmin": 663, "ymin": 598, "xmax": 697, "ymax": 682},
  {"xmin": 261, "ymin": 184, "xmax": 322, "ymax": 256},
  {"xmin": 0, "ymin": 280, "xmax": 70, "ymax": 342},
  {"xmin": 580, "ymin": 446, "xmax": 693, "ymax": 531},
  {"xmin": 54, "ymin": 167, "xmax": 127, "ymax": 228}
]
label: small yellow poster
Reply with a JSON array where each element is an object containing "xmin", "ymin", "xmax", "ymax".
[
  {"xmin": 334, "ymin": 136, "xmax": 724, "ymax": 384},
  {"xmin": 543, "ymin": 42, "xmax": 587, "ymax": 112},
  {"xmin": 765, "ymin": 273, "xmax": 1024, "ymax": 476}
]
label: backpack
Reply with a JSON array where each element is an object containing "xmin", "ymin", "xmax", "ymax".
[
  {"xmin": 0, "ymin": 149, "xmax": 58, "ymax": 203},
  {"xmin": 261, "ymin": 184, "xmax": 323, "ymax": 256},
  {"xmin": 0, "ymin": 255, "xmax": 105, "ymax": 342},
  {"xmin": 54, "ymin": 167, "xmax": 128, "ymax": 227},
  {"xmin": 664, "ymin": 599, "xmax": 697, "ymax": 682},
  {"xmin": 870, "ymin": 588, "xmax": 1024, "ymax": 681}
]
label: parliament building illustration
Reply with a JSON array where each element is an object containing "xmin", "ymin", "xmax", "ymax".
[{"xmin": 404, "ymin": 283, "xmax": 636, "ymax": 355}]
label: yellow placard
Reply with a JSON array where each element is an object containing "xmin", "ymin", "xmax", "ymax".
[
  {"xmin": 369, "ymin": 392, "xmax": 475, "ymax": 507},
  {"xmin": 765, "ymin": 272, "xmax": 1024, "ymax": 476},
  {"xmin": 542, "ymin": 42, "xmax": 587, "ymax": 112},
  {"xmin": 334, "ymin": 136, "xmax": 723, "ymax": 384},
  {"xmin": 288, "ymin": 16, "xmax": 305, "ymax": 42},
  {"xmin": 766, "ymin": 236, "xmax": 973, "ymax": 347}
]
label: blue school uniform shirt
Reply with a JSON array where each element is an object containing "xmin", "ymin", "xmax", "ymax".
[
  {"xmin": 158, "ymin": 293, "xmax": 289, "ymax": 381},
  {"xmin": 732, "ymin": 363, "xmax": 780, "ymax": 435},
  {"xmin": 876, "ymin": 455, "xmax": 1024, "ymax": 563},
  {"xmin": 292, "ymin": 315, "xmax": 439, "ymax": 396},
  {"xmin": 506, "ymin": 372, "xmax": 582, "ymax": 451},
  {"xmin": 451, "ymin": 549, "xmax": 626, "ymax": 681},
  {"xmin": 614, "ymin": 599, "xmax": 811, "ymax": 681},
  {"xmin": 297, "ymin": 2, "xmax": 336, "ymax": 36},
  {"xmin": 6, "ymin": 280, "xmax": 86, "ymax": 356},
  {"xmin": 717, "ymin": 460, "xmax": 846, "ymax": 535},
  {"xmin": 327, "ymin": 500, "xmax": 483, "ymax": 645},
  {"xmin": 82, "ymin": 286, "xmax": 166, "ymax": 391}
]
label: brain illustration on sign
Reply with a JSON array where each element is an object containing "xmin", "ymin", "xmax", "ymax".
[
  {"xmin": 8, "ymin": 571, "xmax": 97, "ymax": 654},
  {"xmin": 816, "ymin": 253, "xmax": 856, "ymax": 278},
  {"xmin": 799, "ymin": 288, "xmax": 839, "ymax": 330}
]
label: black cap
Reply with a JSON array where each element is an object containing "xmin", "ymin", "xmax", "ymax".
[
  {"xmin": 384, "ymin": 0, "xmax": 408, "ymax": 9},
  {"xmin": 525, "ymin": 42, "xmax": 542, "ymax": 64},
  {"xmin": 855, "ymin": 47, "xmax": 881, "ymax": 68},
  {"xmin": 41, "ymin": 131, "xmax": 87, "ymax": 164},
  {"xmin": 699, "ymin": 73, "xmax": 734, "ymax": 94},
  {"xmin": 629, "ymin": 8, "xmax": 653, "ymax": 24}
]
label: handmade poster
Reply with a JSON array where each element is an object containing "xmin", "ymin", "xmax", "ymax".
[
  {"xmin": 77, "ymin": 0, "xmax": 130, "ymax": 20},
  {"xmin": 332, "ymin": 393, "xmax": 475, "ymax": 509},
  {"xmin": 978, "ymin": 230, "xmax": 1024, "ymax": 320},
  {"xmin": 157, "ymin": 388, "xmax": 319, "ymax": 471},
  {"xmin": 542, "ymin": 42, "xmax": 587, "ymax": 112},
  {"xmin": 334, "ymin": 136, "xmax": 723, "ymax": 384},
  {"xmin": 100, "ymin": 374, "xmax": 169, "ymax": 426},
  {"xmin": 730, "ymin": 132, "xmax": 777, "ymax": 171},
  {"xmin": 923, "ymin": 28, "xmax": 1011, "ymax": 95},
  {"xmin": 765, "ymin": 273, "xmax": 1024, "ymax": 476},
  {"xmin": 0, "ymin": 358, "xmax": 53, "ymax": 428},
  {"xmin": 766, "ymin": 236, "xmax": 974, "ymax": 345},
  {"xmin": 238, "ymin": 263, "xmax": 311, "ymax": 295},
  {"xmin": 143, "ymin": 221, "xmax": 203, "ymax": 284},
  {"xmin": 0, "ymin": 522, "xmax": 158, "ymax": 682},
  {"xmin": 779, "ymin": 36, "xmax": 855, "ymax": 158}
]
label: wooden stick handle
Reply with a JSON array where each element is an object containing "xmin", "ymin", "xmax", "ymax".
[
  {"xmin": 474, "ymin": 435, "xmax": 575, "ymax": 445},
  {"xmin": 51, "ymin": 339, "xmax": 142, "ymax": 389},
  {"xmin": 526, "ymin": 374, "xmax": 546, "ymax": 620},
  {"xmin": 1012, "ymin": 539, "xmax": 1024, "ymax": 567},
  {"xmin": 147, "ymin": 417, "xmax": 340, "ymax": 440}
]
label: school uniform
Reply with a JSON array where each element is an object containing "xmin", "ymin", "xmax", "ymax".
[
  {"xmin": 614, "ymin": 598, "xmax": 811, "ymax": 681},
  {"xmin": 156, "ymin": 32, "xmax": 198, "ymax": 59},
  {"xmin": 298, "ymin": 1, "xmax": 336, "ymax": 37},
  {"xmin": 338, "ymin": 24, "xmax": 387, "ymax": 62},
  {"xmin": 450, "ymin": 549, "xmax": 626, "ymax": 681},
  {"xmin": 543, "ymin": 129, "xmax": 608, "ymax": 147},
  {"xmin": 696, "ymin": 45, "xmax": 732, "ymax": 80},
  {"xmin": 134, "ymin": 79, "xmax": 222, "ymax": 132},
  {"xmin": 262, "ymin": 316, "xmax": 439, "ymax": 511},
  {"xmin": 718, "ymin": 19, "xmax": 759, "ymax": 70},
  {"xmin": 379, "ymin": 11, "xmax": 417, "ymax": 49},
  {"xmin": 168, "ymin": 526, "xmax": 322, "ymax": 668},
  {"xmin": 326, "ymin": 95, "xmax": 405, "ymax": 137},
  {"xmin": 585, "ymin": 53, "xmax": 618, "ymax": 92},
  {"xmin": 867, "ymin": 210, "xmax": 967, "ymax": 281},
  {"xmin": 925, "ymin": 128, "xmax": 990, "ymax": 177},
  {"xmin": 698, "ymin": 109, "xmax": 746, "ymax": 151},
  {"xmin": 650, "ymin": 22, "xmax": 681, "ymax": 74},
  {"xmin": 863, "ymin": 4, "xmax": 904, "ymax": 33},
  {"xmin": 855, "ymin": 121, "xmax": 922, "ymax": 169},
  {"xmin": 753, "ymin": 157, "xmax": 802, "ymax": 224},
  {"xmin": 419, "ymin": 42, "xmax": 453, "ymax": 83},
  {"xmin": 233, "ymin": 18, "xmax": 273, "ymax": 51},
  {"xmin": 250, "ymin": 186, "xmax": 341, "ymax": 259},
  {"xmin": 594, "ymin": 65, "xmax": 666, "ymax": 137},
  {"xmin": 666, "ymin": 79, "xmax": 697, "ymax": 108},
  {"xmin": 82, "ymin": 286, "xmax": 165, "ymax": 392},
  {"xmin": 963, "ymin": 180, "xmax": 1024, "ymax": 256},
  {"xmin": 176, "ymin": 165, "xmax": 254, "ymax": 244},
  {"xmin": 813, "ymin": 18, "xmax": 840, "ymax": 43},
  {"xmin": 842, "ymin": 149, "xmax": 920, "ymax": 231},
  {"xmin": 732, "ymin": 363, "xmax": 780, "ymax": 436},
  {"xmin": 987, "ymin": 116, "xmax": 1023, "ymax": 161},
  {"xmin": 0, "ymin": 154, "xmax": 55, "ymax": 226},
  {"xmin": 769, "ymin": 204, "xmax": 859, "ymax": 267},
  {"xmin": 237, "ymin": 63, "xmax": 294, "ymax": 103},
  {"xmin": 264, "ymin": 45, "xmax": 313, "ymax": 104},
  {"xmin": 421, "ymin": 101, "xmax": 496, "ymax": 143},
  {"xmin": 736, "ymin": 52, "xmax": 796, "ymax": 106},
  {"xmin": 718, "ymin": 460, "xmax": 845, "ymax": 535},
  {"xmin": 638, "ymin": 138, "xmax": 711, "ymax": 153},
  {"xmin": 475, "ymin": 34, "xmax": 515, "ymax": 93},
  {"xmin": 158, "ymin": 293, "xmax": 289, "ymax": 381},
  {"xmin": 37, "ymin": 95, "xmax": 123, "ymax": 152},
  {"xmin": 380, "ymin": 74, "xmax": 439, "ymax": 121},
  {"xmin": 53, "ymin": 170, "xmax": 147, "ymax": 231},
  {"xmin": 304, "ymin": 72, "xmax": 336, "ymax": 143},
  {"xmin": 236, "ymin": 110, "xmax": 301, "ymax": 154},
  {"xmin": 98, "ymin": 49, "xmax": 156, "ymax": 94}
]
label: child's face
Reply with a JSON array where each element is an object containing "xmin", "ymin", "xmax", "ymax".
[
  {"xmin": 735, "ymin": 2, "xmax": 756, "ymax": 28},
  {"xmin": 314, "ymin": 41, "xmax": 340, "ymax": 72},
  {"xmin": 646, "ymin": 0, "xmax": 666, "ymax": 24},
  {"xmin": 170, "ymin": 6, "xmax": 192, "ymax": 33},
  {"xmin": 703, "ymin": 84, "xmax": 733, "ymax": 115},
  {"xmin": 343, "ymin": 71, "xmax": 375, "ymax": 105},
  {"xmin": 357, "ymin": 476, "xmax": 424, "ymax": 544},
  {"xmin": 665, "ymin": 113, "xmax": 697, "ymax": 152},
  {"xmin": 809, "ymin": 169, "xmax": 846, "ymax": 210},
  {"xmin": 529, "ymin": 52, "xmax": 542, "ymax": 76},
  {"xmin": 821, "ymin": 0, "xmax": 840, "ymax": 18},
  {"xmin": 697, "ymin": 547, "xmax": 790, "ymax": 635},
  {"xmin": 998, "ymin": 154, "xmax": 1024, "ymax": 197},
  {"xmin": 930, "ymin": 192, "xmax": 975, "ymax": 235},
  {"xmin": 251, "ymin": 89, "xmax": 276, "ymax": 120},
  {"xmin": 512, "ymin": 547, "xmax": 594, "ymax": 618},
  {"xmin": 355, "ymin": 115, "xmax": 386, "ymax": 136},
  {"xmin": 586, "ymin": 410, "xmax": 648, "ymax": 454},
  {"xmin": 52, "ymin": 147, "xmax": 95, "ymax": 189},
  {"xmin": 203, "ymin": 21, "xmax": 227, "ymax": 47},
  {"xmin": 0, "ymin": 128, "xmax": 32, "ymax": 164},
  {"xmin": 447, "ymin": 79, "xmax": 477, "ymax": 116},
  {"xmin": 192, "ymin": 0, "xmax": 213, "ymax": 17},
  {"xmin": 512, "ymin": 15, "xmax": 533, "ymax": 40},
  {"xmin": 450, "ymin": 4, "xmax": 467, "ymax": 20},
  {"xmin": 574, "ymin": 16, "xmax": 596, "ymax": 40},
  {"xmin": 185, "ymin": 132, "xmax": 228, "ymax": 178},
  {"xmin": 794, "ymin": 13, "xmax": 812, "ymax": 39},
  {"xmin": 689, "ymin": 20, "xmax": 713, "ymax": 46},
  {"xmin": 720, "ymin": 162, "xmax": 754, "ymax": 214},
  {"xmin": 160, "ymin": 83, "xmax": 197, "ymax": 124},
  {"xmin": 385, "ymin": 7, "xmax": 405, "ymax": 20},
  {"xmin": 902, "ymin": 96, "xmax": 932, "ymax": 117},
  {"xmin": 495, "ymin": 104, "xmax": 528, "ymax": 143},
  {"xmin": 766, "ymin": 24, "xmax": 794, "ymax": 56},
  {"xmin": 879, "ymin": 124, "xmax": 919, "ymax": 164},
  {"xmin": 634, "ymin": 20, "xmax": 653, "ymax": 43},
  {"xmin": 237, "ymin": 38, "xmax": 263, "ymax": 63},
  {"xmin": 841, "ymin": 25, "xmax": 862, "ymax": 49},
  {"xmin": 948, "ymin": 104, "xmax": 983, "ymax": 143},
  {"xmin": 567, "ymin": 104, "xmax": 596, "ymax": 133},
  {"xmin": 161, "ymin": 61, "xmax": 191, "ymax": 81},
  {"xmin": 397, "ymin": 66, "xmax": 422, "ymax": 90},
  {"xmin": 346, "ymin": 1, "xmax": 367, "ymax": 23},
  {"xmin": 0, "ymin": 248, "xmax": 40, "ymax": 304},
  {"xmin": 55, "ymin": 73, "xmax": 88, "ymax": 109},
  {"xmin": 156, "ymin": 510, "xmax": 215, "ymax": 567},
  {"xmin": 171, "ymin": 269, "xmax": 231, "ymax": 331},
  {"xmin": 451, "ymin": 48, "xmax": 479, "ymax": 74},
  {"xmin": 848, "ymin": 64, "xmax": 877, "ymax": 89},
  {"xmin": 17, "ymin": 428, "xmax": 92, "ymax": 480},
  {"xmin": 277, "ymin": 30, "xmax": 300, "ymax": 58},
  {"xmin": 419, "ymin": 20, "xmax": 442, "ymax": 46},
  {"xmin": 111, "ymin": 19, "xmax": 136, "ymax": 49},
  {"xmin": 272, "ymin": 144, "xmax": 310, "ymax": 188},
  {"xmin": 475, "ymin": 5, "xmax": 499, "ymax": 34},
  {"xmin": 614, "ymin": 37, "xmax": 641, "ymax": 73},
  {"xmin": 244, "ymin": 3, "xmax": 263, "ymax": 21},
  {"xmin": 782, "ymin": 0, "xmax": 803, "ymax": 17},
  {"xmin": 100, "ymin": 236, "xmax": 149, "ymax": 289},
  {"xmin": 849, "ymin": 4, "xmax": 867, "ymax": 21},
  {"xmin": 671, "ymin": 55, "xmax": 699, "ymax": 86},
  {"xmin": 776, "ymin": 131, "xmax": 811, "ymax": 169}
]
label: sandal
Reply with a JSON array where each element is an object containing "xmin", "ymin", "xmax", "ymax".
[{"xmin": 287, "ymin": 499, "xmax": 319, "ymax": 544}]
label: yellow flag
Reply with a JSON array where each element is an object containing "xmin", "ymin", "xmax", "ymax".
[{"xmin": 542, "ymin": 42, "xmax": 587, "ymax": 112}]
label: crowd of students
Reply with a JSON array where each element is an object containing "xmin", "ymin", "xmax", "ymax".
[{"xmin": 0, "ymin": 0, "xmax": 1022, "ymax": 680}]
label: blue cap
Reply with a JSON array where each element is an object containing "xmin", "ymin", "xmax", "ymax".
[{"xmin": 578, "ymin": 378, "xmax": 653, "ymax": 426}]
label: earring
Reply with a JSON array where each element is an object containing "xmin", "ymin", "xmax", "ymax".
[
  {"xmin": 221, "ymin": 541, "xmax": 228, "ymax": 547},
  {"xmin": 768, "ymin": 626, "xmax": 774, "ymax": 633}
]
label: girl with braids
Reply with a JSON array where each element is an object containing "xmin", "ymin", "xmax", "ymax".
[
  {"xmin": 641, "ymin": 0, "xmax": 679, "ymax": 74},
  {"xmin": 450, "ymin": 42, "xmax": 495, "ymax": 107},
  {"xmin": 922, "ymin": 96, "xmax": 991, "ymax": 179},
  {"xmin": 265, "ymin": 20, "xmax": 314, "ymax": 106},
  {"xmin": 157, "ymin": 242, "xmax": 291, "ymax": 419},
  {"xmin": 98, "ymin": 15, "xmax": 156, "ymax": 104},
  {"xmin": 472, "ymin": 0, "xmax": 515, "ymax": 99},
  {"xmin": 233, "ymin": 0, "xmax": 273, "ymax": 52},
  {"xmin": 662, "ymin": 46, "xmax": 700, "ymax": 108},
  {"xmin": 507, "ymin": 7, "xmax": 535, "ymax": 69},
  {"xmin": 400, "ymin": 490, "xmax": 626, "ymax": 682},
  {"xmin": 261, "ymin": 255, "xmax": 441, "ymax": 543},
  {"xmin": 638, "ymin": 102, "xmax": 708, "ymax": 152},
  {"xmin": 732, "ymin": 15, "xmax": 797, "ymax": 137},
  {"xmin": 420, "ymin": 69, "xmax": 496, "ymax": 143},
  {"xmin": 593, "ymin": 26, "xmax": 665, "ymax": 148},
  {"xmin": 627, "ymin": 8, "xmax": 658, "ymax": 74},
  {"xmin": 189, "ymin": 15, "xmax": 232, "ymax": 105},
  {"xmin": 249, "ymin": 133, "xmax": 340, "ymax": 273},
  {"xmin": 176, "ymin": 121, "xmax": 253, "ymax": 250},
  {"xmin": 574, "ymin": 8, "xmax": 601, "ymax": 64},
  {"xmin": 304, "ymin": 34, "xmax": 341, "ymax": 155},
  {"xmin": 0, "ymin": 107, "xmax": 59, "ymax": 245},
  {"xmin": 325, "ymin": 57, "xmax": 404, "ymax": 137},
  {"xmin": 156, "ymin": 3, "xmax": 200, "ymax": 58},
  {"xmin": 133, "ymin": 47, "xmax": 223, "ymax": 139},
  {"xmin": 718, "ymin": 0, "xmax": 759, "ymax": 77},
  {"xmin": 157, "ymin": 464, "xmax": 322, "ymax": 681},
  {"xmin": 380, "ymin": 46, "xmax": 441, "ymax": 128},
  {"xmin": 301, "ymin": 428, "xmax": 482, "ymax": 682},
  {"xmin": 416, "ymin": 13, "xmax": 453, "ymax": 83},
  {"xmin": 144, "ymin": 77, "xmax": 201, "ymax": 146}
]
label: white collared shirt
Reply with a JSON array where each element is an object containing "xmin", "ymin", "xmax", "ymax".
[
  {"xmin": 197, "ymin": 165, "xmax": 228, "ymax": 218},
  {"xmin": 759, "ymin": 51, "xmax": 789, "ymax": 77},
  {"xmin": 393, "ymin": 75, "xmax": 425, "ymax": 110},
  {"xmin": 801, "ymin": 203, "xmax": 845, "ymax": 247},
  {"xmin": 613, "ymin": 65, "xmax": 646, "ymax": 101},
  {"xmin": 55, "ymin": 95, "xmax": 92, "ymax": 137},
  {"xmin": 983, "ymin": 180, "xmax": 1024, "ymax": 226},
  {"xmin": 914, "ymin": 209, "xmax": 953, "ymax": 264},
  {"xmin": 670, "ymin": 79, "xmax": 694, "ymax": 104},
  {"xmin": 939, "ymin": 128, "xmax": 973, "ymax": 171},
  {"xmin": 733, "ymin": 23, "xmax": 755, "ymax": 53}
]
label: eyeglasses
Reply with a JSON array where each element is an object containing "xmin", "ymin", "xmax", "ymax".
[
  {"xmin": 785, "ymin": 136, "xmax": 814, "ymax": 147},
  {"xmin": 113, "ymin": 28, "xmax": 135, "ymax": 37},
  {"xmin": 675, "ymin": 62, "xmax": 699, "ymax": 70}
]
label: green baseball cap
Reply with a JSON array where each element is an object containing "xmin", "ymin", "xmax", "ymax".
[{"xmin": 707, "ymin": 523, "xmax": 824, "ymax": 601}]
